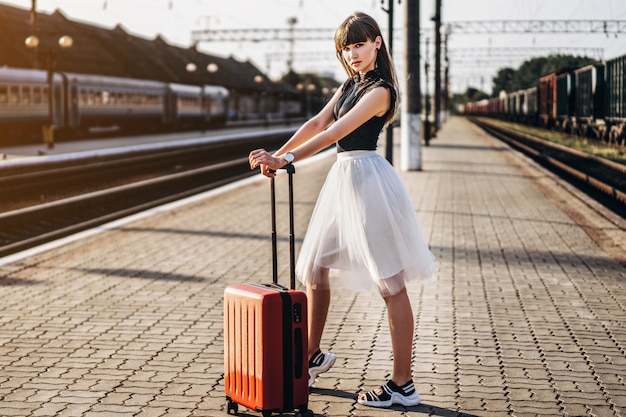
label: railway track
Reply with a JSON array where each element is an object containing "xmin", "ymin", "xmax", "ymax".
[
  {"xmin": 469, "ymin": 117, "xmax": 626, "ymax": 219},
  {"xmin": 0, "ymin": 129, "xmax": 295, "ymax": 258}
]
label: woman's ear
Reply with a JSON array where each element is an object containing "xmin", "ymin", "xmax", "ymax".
[{"xmin": 375, "ymin": 36, "xmax": 382, "ymax": 49}]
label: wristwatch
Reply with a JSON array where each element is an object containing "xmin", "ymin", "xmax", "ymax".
[{"xmin": 284, "ymin": 152, "xmax": 295, "ymax": 164}]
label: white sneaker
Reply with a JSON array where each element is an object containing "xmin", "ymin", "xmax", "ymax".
[
  {"xmin": 358, "ymin": 380, "xmax": 421, "ymax": 408},
  {"xmin": 308, "ymin": 351, "xmax": 336, "ymax": 387}
]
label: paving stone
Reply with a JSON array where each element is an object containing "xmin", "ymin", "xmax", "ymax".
[{"xmin": 1, "ymin": 117, "xmax": 625, "ymax": 416}]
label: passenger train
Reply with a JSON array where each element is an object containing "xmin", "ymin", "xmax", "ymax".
[
  {"xmin": 0, "ymin": 67, "xmax": 299, "ymax": 145},
  {"xmin": 463, "ymin": 53, "xmax": 626, "ymax": 145}
]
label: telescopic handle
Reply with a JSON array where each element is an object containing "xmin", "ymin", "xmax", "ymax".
[{"xmin": 269, "ymin": 164, "xmax": 296, "ymax": 288}]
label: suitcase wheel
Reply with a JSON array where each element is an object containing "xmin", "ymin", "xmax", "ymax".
[
  {"xmin": 298, "ymin": 410, "xmax": 314, "ymax": 417},
  {"xmin": 225, "ymin": 397, "xmax": 238, "ymax": 415}
]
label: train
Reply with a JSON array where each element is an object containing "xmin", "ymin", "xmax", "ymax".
[
  {"xmin": 462, "ymin": 53, "xmax": 626, "ymax": 145},
  {"xmin": 0, "ymin": 67, "xmax": 301, "ymax": 145}
]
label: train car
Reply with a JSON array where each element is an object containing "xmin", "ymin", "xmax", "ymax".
[
  {"xmin": 0, "ymin": 66, "xmax": 296, "ymax": 144},
  {"xmin": 64, "ymin": 72, "xmax": 169, "ymax": 134},
  {"xmin": 605, "ymin": 54, "xmax": 626, "ymax": 144},
  {"xmin": 522, "ymin": 86, "xmax": 538, "ymax": 124},
  {"xmin": 501, "ymin": 91, "xmax": 510, "ymax": 116},
  {"xmin": 538, "ymin": 72, "xmax": 557, "ymax": 128},
  {"xmin": 507, "ymin": 90, "xmax": 524, "ymax": 120},
  {"xmin": 488, "ymin": 97, "xmax": 501, "ymax": 116},
  {"xmin": 202, "ymin": 85, "xmax": 229, "ymax": 126},
  {"xmin": 166, "ymin": 83, "xmax": 204, "ymax": 129},
  {"xmin": 555, "ymin": 70, "xmax": 576, "ymax": 131},
  {"xmin": 0, "ymin": 67, "xmax": 65, "ymax": 142},
  {"xmin": 462, "ymin": 53, "xmax": 626, "ymax": 145},
  {"xmin": 573, "ymin": 63, "xmax": 605, "ymax": 138},
  {"xmin": 465, "ymin": 99, "xmax": 489, "ymax": 115}
]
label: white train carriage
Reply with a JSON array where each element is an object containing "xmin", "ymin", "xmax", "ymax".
[
  {"xmin": 166, "ymin": 83, "xmax": 204, "ymax": 128},
  {"xmin": 63, "ymin": 72, "xmax": 169, "ymax": 133},
  {"xmin": 202, "ymin": 85, "xmax": 229, "ymax": 126},
  {"xmin": 0, "ymin": 67, "xmax": 64, "ymax": 140}
]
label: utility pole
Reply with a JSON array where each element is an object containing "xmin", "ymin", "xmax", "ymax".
[
  {"xmin": 287, "ymin": 17, "xmax": 298, "ymax": 73},
  {"xmin": 381, "ymin": 0, "xmax": 396, "ymax": 165},
  {"xmin": 424, "ymin": 38, "xmax": 431, "ymax": 146},
  {"xmin": 400, "ymin": 0, "xmax": 422, "ymax": 171},
  {"xmin": 29, "ymin": 0, "xmax": 38, "ymax": 69},
  {"xmin": 433, "ymin": 0, "xmax": 442, "ymax": 131}
]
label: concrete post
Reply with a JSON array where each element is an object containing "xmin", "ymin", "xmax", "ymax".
[{"xmin": 400, "ymin": 0, "xmax": 422, "ymax": 171}]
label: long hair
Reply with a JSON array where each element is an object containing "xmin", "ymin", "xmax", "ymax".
[{"xmin": 334, "ymin": 12, "xmax": 399, "ymax": 124}]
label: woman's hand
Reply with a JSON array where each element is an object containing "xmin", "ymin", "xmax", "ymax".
[{"xmin": 249, "ymin": 149, "xmax": 283, "ymax": 178}]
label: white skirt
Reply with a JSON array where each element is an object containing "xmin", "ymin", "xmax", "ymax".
[{"xmin": 296, "ymin": 150, "xmax": 436, "ymax": 296}]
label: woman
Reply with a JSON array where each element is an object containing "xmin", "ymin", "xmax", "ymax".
[{"xmin": 249, "ymin": 12, "xmax": 435, "ymax": 408}]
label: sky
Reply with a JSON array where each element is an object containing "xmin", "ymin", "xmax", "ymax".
[{"xmin": 2, "ymin": 0, "xmax": 626, "ymax": 94}]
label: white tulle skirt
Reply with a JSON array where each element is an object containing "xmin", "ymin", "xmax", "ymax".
[{"xmin": 296, "ymin": 150, "xmax": 436, "ymax": 296}]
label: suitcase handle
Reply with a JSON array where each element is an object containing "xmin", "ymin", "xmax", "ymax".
[{"xmin": 270, "ymin": 164, "xmax": 296, "ymax": 289}]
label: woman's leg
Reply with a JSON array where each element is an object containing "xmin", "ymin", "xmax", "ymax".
[
  {"xmin": 306, "ymin": 267, "xmax": 336, "ymax": 387},
  {"xmin": 384, "ymin": 287, "xmax": 414, "ymax": 385},
  {"xmin": 357, "ymin": 286, "xmax": 420, "ymax": 407},
  {"xmin": 307, "ymin": 267, "xmax": 330, "ymax": 359}
]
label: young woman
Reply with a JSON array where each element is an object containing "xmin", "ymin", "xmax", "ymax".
[{"xmin": 249, "ymin": 12, "xmax": 435, "ymax": 408}]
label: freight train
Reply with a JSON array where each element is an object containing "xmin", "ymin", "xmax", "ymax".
[
  {"xmin": 0, "ymin": 67, "xmax": 301, "ymax": 145},
  {"xmin": 463, "ymin": 53, "xmax": 626, "ymax": 145}
]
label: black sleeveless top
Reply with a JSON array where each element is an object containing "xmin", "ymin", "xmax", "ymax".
[{"xmin": 333, "ymin": 68, "xmax": 396, "ymax": 152}]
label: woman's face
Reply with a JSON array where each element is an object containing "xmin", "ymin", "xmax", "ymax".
[{"xmin": 341, "ymin": 37, "xmax": 380, "ymax": 74}]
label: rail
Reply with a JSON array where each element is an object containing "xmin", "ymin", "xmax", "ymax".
[
  {"xmin": 0, "ymin": 128, "xmax": 297, "ymax": 257},
  {"xmin": 469, "ymin": 117, "xmax": 626, "ymax": 219}
]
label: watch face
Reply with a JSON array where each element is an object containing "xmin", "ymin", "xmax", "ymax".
[{"xmin": 285, "ymin": 152, "xmax": 295, "ymax": 163}]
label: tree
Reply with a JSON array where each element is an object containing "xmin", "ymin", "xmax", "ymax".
[
  {"xmin": 491, "ymin": 54, "xmax": 598, "ymax": 95},
  {"xmin": 449, "ymin": 88, "xmax": 489, "ymax": 114},
  {"xmin": 491, "ymin": 68, "xmax": 515, "ymax": 97},
  {"xmin": 466, "ymin": 87, "xmax": 489, "ymax": 102}
]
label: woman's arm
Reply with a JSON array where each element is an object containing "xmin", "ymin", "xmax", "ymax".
[
  {"xmin": 250, "ymin": 86, "xmax": 390, "ymax": 171},
  {"xmin": 249, "ymin": 85, "xmax": 343, "ymax": 177}
]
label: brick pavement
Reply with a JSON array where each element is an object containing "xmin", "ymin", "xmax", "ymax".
[{"xmin": 0, "ymin": 117, "xmax": 625, "ymax": 417}]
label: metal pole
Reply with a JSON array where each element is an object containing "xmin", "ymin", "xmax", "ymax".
[
  {"xmin": 400, "ymin": 0, "xmax": 422, "ymax": 171},
  {"xmin": 30, "ymin": 0, "xmax": 37, "ymax": 27},
  {"xmin": 443, "ymin": 31, "xmax": 449, "ymax": 122},
  {"xmin": 424, "ymin": 38, "xmax": 431, "ymax": 146},
  {"xmin": 381, "ymin": 0, "xmax": 395, "ymax": 165},
  {"xmin": 287, "ymin": 17, "xmax": 298, "ymax": 73},
  {"xmin": 30, "ymin": 0, "xmax": 39, "ymax": 69},
  {"xmin": 45, "ymin": 48, "xmax": 55, "ymax": 149},
  {"xmin": 434, "ymin": 0, "xmax": 442, "ymax": 131}
]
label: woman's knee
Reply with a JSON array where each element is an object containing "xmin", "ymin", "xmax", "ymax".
[{"xmin": 307, "ymin": 267, "xmax": 330, "ymax": 290}]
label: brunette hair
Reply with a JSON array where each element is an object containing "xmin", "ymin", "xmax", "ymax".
[{"xmin": 334, "ymin": 12, "xmax": 399, "ymax": 123}]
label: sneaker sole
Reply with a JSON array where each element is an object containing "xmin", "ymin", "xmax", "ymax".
[
  {"xmin": 308, "ymin": 353, "xmax": 337, "ymax": 387},
  {"xmin": 357, "ymin": 391, "xmax": 421, "ymax": 408}
]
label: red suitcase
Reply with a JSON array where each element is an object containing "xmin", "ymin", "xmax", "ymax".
[{"xmin": 224, "ymin": 165, "xmax": 312, "ymax": 417}]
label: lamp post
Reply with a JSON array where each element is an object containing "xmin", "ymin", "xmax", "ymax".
[
  {"xmin": 296, "ymin": 82, "xmax": 316, "ymax": 119},
  {"xmin": 186, "ymin": 61, "xmax": 220, "ymax": 129},
  {"xmin": 440, "ymin": 23, "xmax": 451, "ymax": 123},
  {"xmin": 306, "ymin": 84, "xmax": 316, "ymax": 118},
  {"xmin": 254, "ymin": 74, "xmax": 269, "ymax": 125},
  {"xmin": 381, "ymin": 0, "xmax": 398, "ymax": 164},
  {"xmin": 433, "ymin": 0, "xmax": 442, "ymax": 131},
  {"xmin": 424, "ymin": 37, "xmax": 431, "ymax": 146},
  {"xmin": 286, "ymin": 17, "xmax": 298, "ymax": 74},
  {"xmin": 25, "ymin": 33, "xmax": 73, "ymax": 148}
]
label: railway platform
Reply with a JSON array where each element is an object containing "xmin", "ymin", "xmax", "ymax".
[
  {"xmin": 1, "ymin": 117, "xmax": 625, "ymax": 417},
  {"xmin": 0, "ymin": 126, "xmax": 271, "ymax": 160}
]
